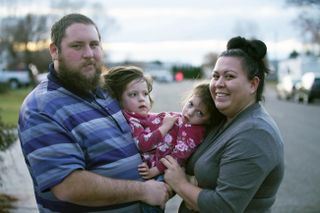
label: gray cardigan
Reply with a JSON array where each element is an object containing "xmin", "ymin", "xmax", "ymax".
[{"xmin": 181, "ymin": 103, "xmax": 284, "ymax": 213}]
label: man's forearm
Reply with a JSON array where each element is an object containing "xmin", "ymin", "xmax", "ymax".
[{"xmin": 52, "ymin": 170, "xmax": 149, "ymax": 206}]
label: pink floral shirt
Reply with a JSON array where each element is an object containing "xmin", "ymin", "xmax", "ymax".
[{"xmin": 123, "ymin": 111, "xmax": 206, "ymax": 173}]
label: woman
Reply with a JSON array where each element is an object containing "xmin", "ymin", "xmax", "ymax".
[{"xmin": 161, "ymin": 36, "xmax": 284, "ymax": 212}]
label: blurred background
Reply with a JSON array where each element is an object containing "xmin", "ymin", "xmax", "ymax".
[
  {"xmin": 0, "ymin": 0, "xmax": 319, "ymax": 80},
  {"xmin": 0, "ymin": 0, "xmax": 320, "ymax": 84},
  {"xmin": 1, "ymin": 0, "xmax": 320, "ymax": 212}
]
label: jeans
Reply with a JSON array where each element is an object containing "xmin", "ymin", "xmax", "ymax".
[{"xmin": 141, "ymin": 175, "xmax": 165, "ymax": 213}]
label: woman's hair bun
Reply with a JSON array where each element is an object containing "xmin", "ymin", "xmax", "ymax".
[{"xmin": 227, "ymin": 36, "xmax": 267, "ymax": 60}]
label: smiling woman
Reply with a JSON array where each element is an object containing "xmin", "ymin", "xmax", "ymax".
[{"xmin": 161, "ymin": 36, "xmax": 284, "ymax": 213}]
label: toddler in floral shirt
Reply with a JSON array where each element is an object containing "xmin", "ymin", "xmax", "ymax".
[{"xmin": 103, "ymin": 65, "xmax": 224, "ymax": 180}]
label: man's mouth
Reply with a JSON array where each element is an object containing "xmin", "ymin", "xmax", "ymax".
[{"xmin": 83, "ymin": 60, "xmax": 95, "ymax": 67}]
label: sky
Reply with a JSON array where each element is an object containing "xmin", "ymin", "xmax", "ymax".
[
  {"xmin": 103, "ymin": 0, "xmax": 302, "ymax": 65},
  {"xmin": 0, "ymin": 0, "xmax": 304, "ymax": 65}
]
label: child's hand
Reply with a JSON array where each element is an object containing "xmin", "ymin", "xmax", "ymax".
[
  {"xmin": 159, "ymin": 115, "xmax": 178, "ymax": 136},
  {"xmin": 138, "ymin": 163, "xmax": 160, "ymax": 179},
  {"xmin": 163, "ymin": 115, "xmax": 178, "ymax": 126}
]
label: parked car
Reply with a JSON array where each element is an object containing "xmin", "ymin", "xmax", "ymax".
[
  {"xmin": 142, "ymin": 62, "xmax": 174, "ymax": 83},
  {"xmin": 145, "ymin": 69, "xmax": 174, "ymax": 83},
  {"xmin": 276, "ymin": 55, "xmax": 320, "ymax": 102},
  {"xmin": 293, "ymin": 72, "xmax": 320, "ymax": 104},
  {"xmin": 276, "ymin": 75, "xmax": 299, "ymax": 100},
  {"xmin": 0, "ymin": 69, "xmax": 31, "ymax": 89}
]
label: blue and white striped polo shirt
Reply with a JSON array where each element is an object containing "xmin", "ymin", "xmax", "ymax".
[{"xmin": 18, "ymin": 64, "xmax": 143, "ymax": 212}]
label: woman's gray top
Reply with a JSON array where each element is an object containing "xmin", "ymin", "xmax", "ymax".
[{"xmin": 180, "ymin": 103, "xmax": 284, "ymax": 213}]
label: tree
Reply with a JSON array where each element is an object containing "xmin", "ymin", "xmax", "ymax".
[
  {"xmin": 0, "ymin": 14, "xmax": 49, "ymax": 69},
  {"xmin": 0, "ymin": 1, "xmax": 115, "ymax": 71},
  {"xmin": 286, "ymin": 0, "xmax": 320, "ymax": 53},
  {"xmin": 202, "ymin": 52, "xmax": 218, "ymax": 69},
  {"xmin": 201, "ymin": 52, "xmax": 218, "ymax": 78}
]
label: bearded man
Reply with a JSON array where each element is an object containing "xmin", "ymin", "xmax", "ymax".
[{"xmin": 18, "ymin": 13, "xmax": 169, "ymax": 213}]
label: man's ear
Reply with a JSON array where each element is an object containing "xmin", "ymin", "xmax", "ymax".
[
  {"xmin": 49, "ymin": 43, "xmax": 59, "ymax": 61},
  {"xmin": 250, "ymin": 76, "xmax": 260, "ymax": 94}
]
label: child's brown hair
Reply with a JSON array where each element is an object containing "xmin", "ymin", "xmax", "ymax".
[
  {"xmin": 102, "ymin": 65, "xmax": 154, "ymax": 105},
  {"xmin": 184, "ymin": 82, "xmax": 225, "ymax": 127}
]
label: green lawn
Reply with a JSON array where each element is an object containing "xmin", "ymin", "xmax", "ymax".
[{"xmin": 0, "ymin": 87, "xmax": 33, "ymax": 126}]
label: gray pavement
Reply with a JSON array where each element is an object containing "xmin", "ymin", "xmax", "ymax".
[{"xmin": 0, "ymin": 142, "xmax": 38, "ymax": 213}]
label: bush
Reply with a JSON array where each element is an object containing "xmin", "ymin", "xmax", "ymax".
[
  {"xmin": 0, "ymin": 109, "xmax": 17, "ymax": 151},
  {"xmin": 0, "ymin": 83, "xmax": 9, "ymax": 94}
]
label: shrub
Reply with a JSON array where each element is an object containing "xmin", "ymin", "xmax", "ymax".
[
  {"xmin": 0, "ymin": 109, "xmax": 17, "ymax": 151},
  {"xmin": 0, "ymin": 83, "xmax": 9, "ymax": 94}
]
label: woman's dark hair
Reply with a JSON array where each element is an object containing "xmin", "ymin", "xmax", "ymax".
[
  {"xmin": 220, "ymin": 36, "xmax": 269, "ymax": 102},
  {"xmin": 51, "ymin": 13, "xmax": 101, "ymax": 51},
  {"xmin": 184, "ymin": 82, "xmax": 225, "ymax": 127},
  {"xmin": 102, "ymin": 66, "xmax": 154, "ymax": 105}
]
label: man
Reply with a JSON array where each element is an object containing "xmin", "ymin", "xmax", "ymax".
[{"xmin": 18, "ymin": 13, "xmax": 169, "ymax": 212}]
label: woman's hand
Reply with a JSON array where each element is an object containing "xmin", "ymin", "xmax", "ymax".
[
  {"xmin": 161, "ymin": 156, "xmax": 201, "ymax": 211},
  {"xmin": 187, "ymin": 175, "xmax": 198, "ymax": 186},
  {"xmin": 160, "ymin": 155, "xmax": 188, "ymax": 189}
]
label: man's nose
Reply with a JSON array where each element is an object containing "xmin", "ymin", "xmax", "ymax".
[{"xmin": 82, "ymin": 45, "xmax": 94, "ymax": 58}]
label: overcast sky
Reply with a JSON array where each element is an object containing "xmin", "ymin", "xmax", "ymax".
[
  {"xmin": 1, "ymin": 0, "xmax": 303, "ymax": 65},
  {"xmin": 102, "ymin": 0, "xmax": 302, "ymax": 65}
]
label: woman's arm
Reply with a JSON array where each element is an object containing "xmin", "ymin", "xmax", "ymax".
[
  {"xmin": 165, "ymin": 129, "xmax": 280, "ymax": 212},
  {"xmin": 161, "ymin": 156, "xmax": 202, "ymax": 211}
]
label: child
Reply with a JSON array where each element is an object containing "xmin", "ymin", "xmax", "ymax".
[{"xmin": 103, "ymin": 66, "xmax": 224, "ymax": 180}]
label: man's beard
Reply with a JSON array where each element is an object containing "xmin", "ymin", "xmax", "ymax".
[{"xmin": 57, "ymin": 56, "xmax": 102, "ymax": 96}]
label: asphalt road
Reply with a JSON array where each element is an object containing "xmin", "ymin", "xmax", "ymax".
[{"xmin": 1, "ymin": 80, "xmax": 319, "ymax": 213}]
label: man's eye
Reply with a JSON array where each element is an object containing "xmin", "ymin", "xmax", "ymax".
[
  {"xmin": 90, "ymin": 43, "xmax": 99, "ymax": 48},
  {"xmin": 71, "ymin": 44, "xmax": 82, "ymax": 49}
]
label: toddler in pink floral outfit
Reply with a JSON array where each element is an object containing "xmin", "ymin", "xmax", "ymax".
[{"xmin": 103, "ymin": 66, "xmax": 224, "ymax": 179}]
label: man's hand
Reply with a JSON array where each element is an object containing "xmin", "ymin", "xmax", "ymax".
[{"xmin": 142, "ymin": 179, "xmax": 170, "ymax": 209}]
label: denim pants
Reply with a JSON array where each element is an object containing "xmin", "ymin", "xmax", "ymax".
[{"xmin": 141, "ymin": 175, "xmax": 165, "ymax": 213}]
